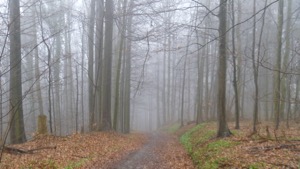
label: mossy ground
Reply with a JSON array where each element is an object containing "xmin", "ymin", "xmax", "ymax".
[
  {"xmin": 179, "ymin": 122, "xmax": 300, "ymax": 168},
  {"xmin": 180, "ymin": 123, "xmax": 238, "ymax": 169}
]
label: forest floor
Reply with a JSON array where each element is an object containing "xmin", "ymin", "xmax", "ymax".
[
  {"xmin": 0, "ymin": 128, "xmax": 194, "ymax": 169},
  {"xmin": 1, "ymin": 121, "xmax": 299, "ymax": 169},
  {"xmin": 0, "ymin": 132, "xmax": 147, "ymax": 169},
  {"xmin": 181, "ymin": 121, "xmax": 300, "ymax": 169},
  {"xmin": 102, "ymin": 132, "xmax": 194, "ymax": 169}
]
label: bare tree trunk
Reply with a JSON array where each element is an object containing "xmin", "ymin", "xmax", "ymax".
[
  {"xmin": 180, "ymin": 59, "xmax": 187, "ymax": 127},
  {"xmin": 295, "ymin": 77, "xmax": 300, "ymax": 120},
  {"xmin": 124, "ymin": 0, "xmax": 134, "ymax": 133},
  {"xmin": 32, "ymin": 5, "xmax": 44, "ymax": 116},
  {"xmin": 113, "ymin": 0, "xmax": 127, "ymax": 130},
  {"xmin": 162, "ymin": 35, "xmax": 167, "ymax": 124},
  {"xmin": 88, "ymin": 0, "xmax": 96, "ymax": 131},
  {"xmin": 284, "ymin": 0, "xmax": 292, "ymax": 127},
  {"xmin": 231, "ymin": 0, "xmax": 240, "ymax": 129},
  {"xmin": 0, "ymin": 67, "xmax": 2, "ymax": 137},
  {"xmin": 181, "ymin": 35, "xmax": 190, "ymax": 127},
  {"xmin": 9, "ymin": 0, "xmax": 26, "ymax": 143},
  {"xmin": 46, "ymin": 44, "xmax": 52, "ymax": 133},
  {"xmin": 75, "ymin": 66, "xmax": 79, "ymax": 132},
  {"xmin": 217, "ymin": 0, "xmax": 231, "ymax": 138},
  {"xmin": 251, "ymin": 0, "xmax": 258, "ymax": 133},
  {"xmin": 94, "ymin": 0, "xmax": 104, "ymax": 130},
  {"xmin": 253, "ymin": 0, "xmax": 267, "ymax": 132},
  {"xmin": 81, "ymin": 21, "xmax": 85, "ymax": 133},
  {"xmin": 281, "ymin": 0, "xmax": 292, "ymax": 124},
  {"xmin": 286, "ymin": 76, "xmax": 291, "ymax": 128},
  {"xmin": 167, "ymin": 34, "xmax": 171, "ymax": 122},
  {"xmin": 54, "ymin": 35, "xmax": 61, "ymax": 135},
  {"xmin": 171, "ymin": 37, "xmax": 177, "ymax": 122},
  {"xmin": 236, "ymin": 0, "xmax": 243, "ymax": 118},
  {"xmin": 101, "ymin": 0, "xmax": 114, "ymax": 131},
  {"xmin": 156, "ymin": 58, "xmax": 160, "ymax": 128},
  {"xmin": 265, "ymin": 67, "xmax": 270, "ymax": 121},
  {"xmin": 274, "ymin": 0, "xmax": 284, "ymax": 130},
  {"xmin": 196, "ymin": 30, "xmax": 204, "ymax": 124}
]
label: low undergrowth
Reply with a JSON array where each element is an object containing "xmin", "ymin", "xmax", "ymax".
[
  {"xmin": 180, "ymin": 123, "xmax": 239, "ymax": 169},
  {"xmin": 180, "ymin": 122, "xmax": 300, "ymax": 168}
]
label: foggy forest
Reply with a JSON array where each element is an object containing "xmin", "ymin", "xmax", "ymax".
[{"xmin": 0, "ymin": 0, "xmax": 300, "ymax": 168}]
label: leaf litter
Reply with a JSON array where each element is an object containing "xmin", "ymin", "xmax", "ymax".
[{"xmin": 0, "ymin": 132, "xmax": 146, "ymax": 169}]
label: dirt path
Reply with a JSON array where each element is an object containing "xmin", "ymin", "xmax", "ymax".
[{"xmin": 108, "ymin": 132, "xmax": 195, "ymax": 169}]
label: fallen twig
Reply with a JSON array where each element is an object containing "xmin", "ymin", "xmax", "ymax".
[
  {"xmin": 1, "ymin": 146, "xmax": 56, "ymax": 155},
  {"xmin": 248, "ymin": 143, "xmax": 300, "ymax": 153}
]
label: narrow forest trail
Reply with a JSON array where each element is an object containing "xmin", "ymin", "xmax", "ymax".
[{"xmin": 103, "ymin": 132, "xmax": 195, "ymax": 169}]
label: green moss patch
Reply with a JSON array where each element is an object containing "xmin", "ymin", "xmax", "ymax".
[{"xmin": 180, "ymin": 124, "xmax": 239, "ymax": 169}]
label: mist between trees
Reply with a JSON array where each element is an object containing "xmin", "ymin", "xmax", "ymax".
[{"xmin": 0, "ymin": 0, "xmax": 299, "ymax": 145}]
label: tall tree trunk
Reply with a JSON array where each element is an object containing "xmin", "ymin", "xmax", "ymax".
[
  {"xmin": 101, "ymin": 0, "xmax": 114, "ymax": 131},
  {"xmin": 75, "ymin": 66, "xmax": 79, "ymax": 132},
  {"xmin": 167, "ymin": 34, "xmax": 171, "ymax": 122},
  {"xmin": 94, "ymin": 0, "xmax": 104, "ymax": 130},
  {"xmin": 9, "ymin": 0, "xmax": 26, "ymax": 143},
  {"xmin": 162, "ymin": 35, "xmax": 167, "ymax": 124},
  {"xmin": 231, "ymin": 0, "xmax": 240, "ymax": 129},
  {"xmin": 294, "ymin": 77, "xmax": 300, "ymax": 121},
  {"xmin": 181, "ymin": 35, "xmax": 190, "ymax": 127},
  {"xmin": 88, "ymin": 0, "xmax": 96, "ymax": 131},
  {"xmin": 81, "ymin": 21, "xmax": 85, "ymax": 133},
  {"xmin": 251, "ymin": 0, "xmax": 258, "ymax": 133},
  {"xmin": 156, "ymin": 57, "xmax": 161, "ymax": 127},
  {"xmin": 253, "ymin": 0, "xmax": 267, "ymax": 132},
  {"xmin": 217, "ymin": 0, "xmax": 231, "ymax": 138},
  {"xmin": 274, "ymin": 0, "xmax": 284, "ymax": 130},
  {"xmin": 286, "ymin": 76, "xmax": 291, "ymax": 128},
  {"xmin": 123, "ymin": 0, "xmax": 134, "ymax": 133},
  {"xmin": 236, "ymin": 0, "xmax": 243, "ymax": 119},
  {"xmin": 196, "ymin": 31, "xmax": 204, "ymax": 124},
  {"xmin": 54, "ymin": 34, "xmax": 61, "ymax": 135},
  {"xmin": 113, "ymin": 0, "xmax": 127, "ymax": 130},
  {"xmin": 171, "ymin": 37, "xmax": 177, "ymax": 122},
  {"xmin": 281, "ymin": 0, "xmax": 292, "ymax": 123},
  {"xmin": 0, "ymin": 65, "xmax": 2, "ymax": 137},
  {"xmin": 46, "ymin": 43, "xmax": 53, "ymax": 133}
]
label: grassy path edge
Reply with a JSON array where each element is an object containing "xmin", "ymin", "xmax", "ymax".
[{"xmin": 179, "ymin": 124, "xmax": 238, "ymax": 169}]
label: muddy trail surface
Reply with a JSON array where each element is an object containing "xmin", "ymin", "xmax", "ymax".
[{"xmin": 108, "ymin": 132, "xmax": 195, "ymax": 169}]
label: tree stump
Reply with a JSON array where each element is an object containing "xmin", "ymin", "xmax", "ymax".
[{"xmin": 37, "ymin": 115, "xmax": 47, "ymax": 134}]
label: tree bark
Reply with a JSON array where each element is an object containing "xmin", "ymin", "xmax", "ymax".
[
  {"xmin": 101, "ymin": 0, "xmax": 114, "ymax": 131},
  {"xmin": 281, "ymin": 0, "xmax": 292, "ymax": 124},
  {"xmin": 231, "ymin": 0, "xmax": 240, "ymax": 129},
  {"xmin": 88, "ymin": 0, "xmax": 96, "ymax": 131},
  {"xmin": 94, "ymin": 0, "xmax": 104, "ymax": 130},
  {"xmin": 274, "ymin": 0, "xmax": 284, "ymax": 130},
  {"xmin": 181, "ymin": 35, "xmax": 190, "ymax": 127},
  {"xmin": 113, "ymin": 0, "xmax": 127, "ymax": 131},
  {"xmin": 9, "ymin": 0, "xmax": 26, "ymax": 143},
  {"xmin": 217, "ymin": 0, "xmax": 231, "ymax": 138},
  {"xmin": 123, "ymin": 0, "xmax": 134, "ymax": 133}
]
